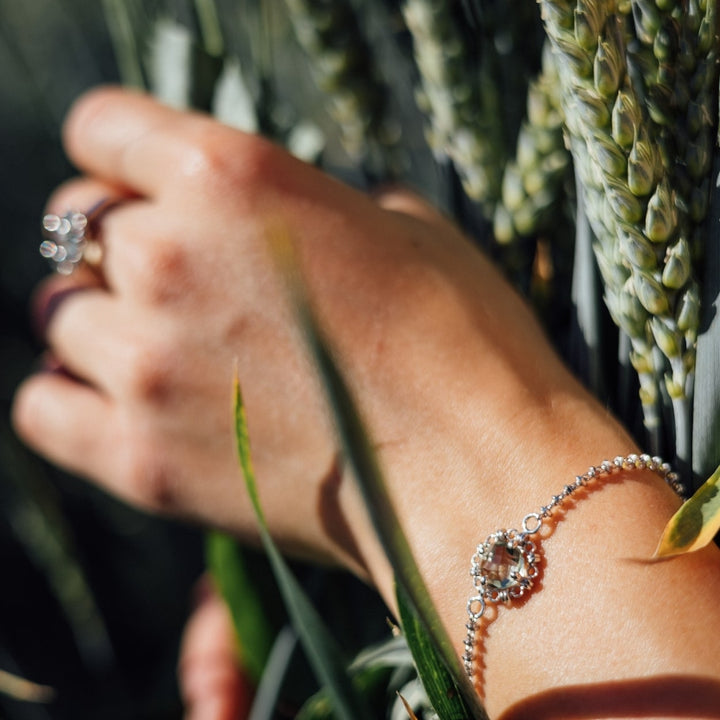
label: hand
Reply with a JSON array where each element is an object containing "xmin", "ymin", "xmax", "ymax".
[
  {"xmin": 13, "ymin": 87, "xmax": 596, "ymax": 573},
  {"xmin": 12, "ymin": 88, "xmax": 720, "ymax": 718},
  {"xmin": 179, "ymin": 577, "xmax": 252, "ymax": 720}
]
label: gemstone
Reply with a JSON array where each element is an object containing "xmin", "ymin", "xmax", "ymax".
[
  {"xmin": 39, "ymin": 240, "xmax": 58, "ymax": 259},
  {"xmin": 479, "ymin": 536, "xmax": 529, "ymax": 591}
]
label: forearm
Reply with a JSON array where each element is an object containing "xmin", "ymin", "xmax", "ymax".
[{"xmin": 345, "ymin": 375, "xmax": 720, "ymax": 718}]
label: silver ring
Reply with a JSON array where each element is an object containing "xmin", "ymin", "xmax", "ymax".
[{"xmin": 39, "ymin": 198, "xmax": 114, "ymax": 275}]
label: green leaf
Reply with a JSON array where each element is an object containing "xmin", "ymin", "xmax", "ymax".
[
  {"xmin": 101, "ymin": 0, "xmax": 146, "ymax": 89},
  {"xmin": 654, "ymin": 461, "xmax": 720, "ymax": 558},
  {"xmin": 193, "ymin": 0, "xmax": 224, "ymax": 56},
  {"xmin": 233, "ymin": 378, "xmax": 374, "ymax": 720},
  {"xmin": 349, "ymin": 635, "xmax": 413, "ymax": 672},
  {"xmin": 270, "ymin": 230, "xmax": 488, "ymax": 720},
  {"xmin": 693, "ymin": 154, "xmax": 720, "ymax": 480},
  {"xmin": 249, "ymin": 626, "xmax": 298, "ymax": 720},
  {"xmin": 297, "ymin": 637, "xmax": 412, "ymax": 720},
  {"xmin": 397, "ymin": 584, "xmax": 473, "ymax": 720},
  {"xmin": 205, "ymin": 531, "xmax": 274, "ymax": 683}
]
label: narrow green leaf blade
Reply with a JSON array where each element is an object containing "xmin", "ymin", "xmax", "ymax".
[
  {"xmin": 397, "ymin": 583, "xmax": 473, "ymax": 720},
  {"xmin": 655, "ymin": 462, "xmax": 720, "ymax": 558},
  {"xmin": 205, "ymin": 531, "xmax": 274, "ymax": 683},
  {"xmin": 193, "ymin": 0, "xmax": 224, "ymax": 56},
  {"xmin": 693, "ymin": 155, "xmax": 720, "ymax": 481},
  {"xmin": 249, "ymin": 626, "xmax": 298, "ymax": 720},
  {"xmin": 101, "ymin": 0, "xmax": 146, "ymax": 89},
  {"xmin": 234, "ymin": 378, "xmax": 374, "ymax": 720}
]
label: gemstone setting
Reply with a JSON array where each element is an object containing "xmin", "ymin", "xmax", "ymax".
[{"xmin": 471, "ymin": 529, "xmax": 539, "ymax": 603}]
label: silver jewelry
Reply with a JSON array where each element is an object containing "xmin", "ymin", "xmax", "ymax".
[
  {"xmin": 463, "ymin": 453, "xmax": 685, "ymax": 680},
  {"xmin": 40, "ymin": 199, "xmax": 113, "ymax": 275}
]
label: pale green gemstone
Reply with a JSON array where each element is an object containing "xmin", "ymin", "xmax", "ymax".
[{"xmin": 481, "ymin": 539, "xmax": 528, "ymax": 590}]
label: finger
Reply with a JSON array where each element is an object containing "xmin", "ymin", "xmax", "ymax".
[
  {"xmin": 12, "ymin": 372, "xmax": 112, "ymax": 481},
  {"xmin": 31, "ymin": 273, "xmax": 104, "ymax": 340},
  {"xmin": 63, "ymin": 86, "xmax": 254, "ymax": 198},
  {"xmin": 179, "ymin": 583, "xmax": 251, "ymax": 720},
  {"xmin": 42, "ymin": 173, "xmax": 159, "ymax": 296},
  {"xmin": 43, "ymin": 290, "xmax": 131, "ymax": 392},
  {"xmin": 45, "ymin": 175, "xmax": 136, "ymax": 217},
  {"xmin": 42, "ymin": 176, "xmax": 141, "ymax": 287}
]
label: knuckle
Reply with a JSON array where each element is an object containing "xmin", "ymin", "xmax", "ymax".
[
  {"xmin": 120, "ymin": 439, "xmax": 178, "ymax": 512},
  {"xmin": 178, "ymin": 125, "xmax": 283, "ymax": 199},
  {"xmin": 45, "ymin": 177, "xmax": 95, "ymax": 215},
  {"xmin": 123, "ymin": 339, "xmax": 174, "ymax": 405},
  {"xmin": 64, "ymin": 86, "xmax": 124, "ymax": 154},
  {"xmin": 134, "ymin": 239, "xmax": 193, "ymax": 305}
]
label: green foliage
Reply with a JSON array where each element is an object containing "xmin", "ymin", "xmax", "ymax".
[
  {"xmin": 101, "ymin": 0, "xmax": 148, "ymax": 88},
  {"xmin": 205, "ymin": 531, "xmax": 275, "ymax": 682},
  {"xmin": 656, "ymin": 461, "xmax": 720, "ymax": 557},
  {"xmin": 397, "ymin": 585, "xmax": 475, "ymax": 719},
  {"xmin": 233, "ymin": 376, "xmax": 375, "ymax": 720}
]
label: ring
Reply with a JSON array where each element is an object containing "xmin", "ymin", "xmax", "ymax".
[{"xmin": 39, "ymin": 198, "xmax": 115, "ymax": 275}]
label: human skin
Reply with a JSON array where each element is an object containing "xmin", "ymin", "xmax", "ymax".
[
  {"xmin": 12, "ymin": 88, "xmax": 720, "ymax": 718},
  {"xmin": 179, "ymin": 577, "xmax": 253, "ymax": 720}
]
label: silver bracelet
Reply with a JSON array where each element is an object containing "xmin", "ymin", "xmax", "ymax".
[{"xmin": 463, "ymin": 453, "xmax": 685, "ymax": 680}]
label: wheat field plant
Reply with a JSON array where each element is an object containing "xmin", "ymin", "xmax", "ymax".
[{"xmin": 3, "ymin": 0, "xmax": 720, "ymax": 718}]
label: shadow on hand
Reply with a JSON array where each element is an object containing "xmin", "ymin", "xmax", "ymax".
[{"xmin": 499, "ymin": 675, "xmax": 720, "ymax": 719}]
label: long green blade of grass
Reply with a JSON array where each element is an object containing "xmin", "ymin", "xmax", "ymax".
[
  {"xmin": 194, "ymin": 0, "xmax": 224, "ymax": 57},
  {"xmin": 205, "ymin": 531, "xmax": 275, "ymax": 683},
  {"xmin": 248, "ymin": 626, "xmax": 298, "ymax": 720},
  {"xmin": 397, "ymin": 583, "xmax": 473, "ymax": 719},
  {"xmin": 693, "ymin": 155, "xmax": 720, "ymax": 482},
  {"xmin": 101, "ymin": 0, "xmax": 146, "ymax": 88},
  {"xmin": 233, "ymin": 378, "xmax": 374, "ymax": 720}
]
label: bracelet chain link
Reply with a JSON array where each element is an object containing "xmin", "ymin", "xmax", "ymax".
[{"xmin": 463, "ymin": 453, "xmax": 686, "ymax": 679}]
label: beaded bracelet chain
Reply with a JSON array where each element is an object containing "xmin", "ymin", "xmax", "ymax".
[{"xmin": 463, "ymin": 453, "xmax": 686, "ymax": 680}]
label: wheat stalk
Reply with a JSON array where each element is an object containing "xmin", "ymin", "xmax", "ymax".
[
  {"xmin": 282, "ymin": 0, "xmax": 394, "ymax": 172},
  {"xmin": 494, "ymin": 40, "xmax": 571, "ymax": 244},
  {"xmin": 538, "ymin": 0, "xmax": 717, "ymax": 460},
  {"xmin": 401, "ymin": 0, "xmax": 506, "ymax": 215}
]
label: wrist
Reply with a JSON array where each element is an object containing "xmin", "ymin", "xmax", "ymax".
[{"xmin": 342, "ymin": 380, "xmax": 720, "ymax": 717}]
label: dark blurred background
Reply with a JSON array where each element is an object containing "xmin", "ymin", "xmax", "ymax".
[{"xmin": 0, "ymin": 2, "xmax": 205, "ymax": 717}]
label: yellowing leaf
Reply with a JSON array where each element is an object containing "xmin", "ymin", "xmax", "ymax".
[
  {"xmin": 654, "ymin": 462, "xmax": 720, "ymax": 558},
  {"xmin": 397, "ymin": 692, "xmax": 420, "ymax": 720}
]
